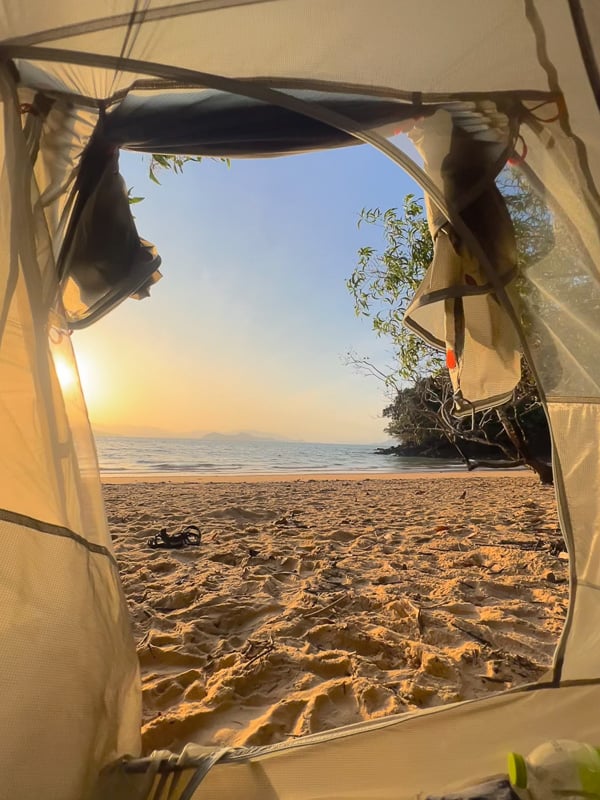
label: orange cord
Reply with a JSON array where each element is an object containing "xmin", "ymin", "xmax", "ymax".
[{"xmin": 508, "ymin": 135, "xmax": 528, "ymax": 165}]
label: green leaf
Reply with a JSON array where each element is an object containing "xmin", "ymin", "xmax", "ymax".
[
  {"xmin": 148, "ymin": 166, "xmax": 161, "ymax": 185},
  {"xmin": 127, "ymin": 187, "xmax": 145, "ymax": 205}
]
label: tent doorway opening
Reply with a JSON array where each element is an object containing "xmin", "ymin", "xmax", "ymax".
[{"xmin": 77, "ymin": 141, "xmax": 569, "ymax": 755}]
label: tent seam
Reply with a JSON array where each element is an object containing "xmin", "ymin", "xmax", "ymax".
[
  {"xmin": 1, "ymin": 44, "xmax": 557, "ymax": 108},
  {"xmin": 0, "ymin": 45, "xmax": 458, "ymax": 240},
  {"xmin": 0, "ymin": 507, "xmax": 117, "ymax": 565},
  {"xmin": 567, "ymin": 0, "xmax": 600, "ymax": 112},
  {"xmin": 547, "ymin": 396, "xmax": 600, "ymax": 404},
  {"xmin": 33, "ymin": 84, "xmax": 559, "ymax": 112},
  {"xmin": 0, "ymin": 0, "xmax": 276, "ymax": 47}
]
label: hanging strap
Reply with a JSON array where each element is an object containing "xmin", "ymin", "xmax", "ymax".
[{"xmin": 179, "ymin": 748, "xmax": 231, "ymax": 800}]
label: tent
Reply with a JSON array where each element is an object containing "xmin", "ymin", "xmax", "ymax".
[{"xmin": 0, "ymin": 1, "xmax": 599, "ymax": 798}]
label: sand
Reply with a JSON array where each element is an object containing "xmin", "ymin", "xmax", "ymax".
[{"xmin": 104, "ymin": 472, "xmax": 568, "ymax": 755}]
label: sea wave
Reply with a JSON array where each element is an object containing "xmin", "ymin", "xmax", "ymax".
[{"xmin": 95, "ymin": 435, "xmax": 463, "ymax": 476}]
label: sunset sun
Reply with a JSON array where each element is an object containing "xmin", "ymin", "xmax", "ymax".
[{"xmin": 54, "ymin": 350, "xmax": 100, "ymax": 410}]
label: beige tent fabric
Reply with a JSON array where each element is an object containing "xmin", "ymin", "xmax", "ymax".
[
  {"xmin": 537, "ymin": 1, "xmax": 600, "ymax": 186},
  {"xmin": 546, "ymin": 401, "xmax": 600, "ymax": 681},
  {"xmin": 1, "ymin": 1, "xmax": 547, "ymax": 101},
  {"xmin": 93, "ymin": 683, "xmax": 600, "ymax": 800},
  {"xmin": 195, "ymin": 684, "xmax": 600, "ymax": 799},
  {"xmin": 520, "ymin": 122, "xmax": 600, "ymax": 314},
  {"xmin": 404, "ymin": 236, "xmax": 522, "ymax": 414},
  {"xmin": 0, "ymin": 65, "xmax": 140, "ymax": 799},
  {"xmin": 28, "ymin": 92, "xmax": 97, "ymax": 257},
  {"xmin": 0, "ymin": 523, "xmax": 140, "ymax": 798}
]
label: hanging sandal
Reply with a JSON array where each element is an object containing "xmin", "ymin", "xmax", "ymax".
[{"xmin": 147, "ymin": 524, "xmax": 201, "ymax": 549}]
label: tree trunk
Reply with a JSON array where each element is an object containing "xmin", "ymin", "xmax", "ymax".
[
  {"xmin": 466, "ymin": 458, "xmax": 526, "ymax": 470},
  {"xmin": 526, "ymin": 458, "xmax": 554, "ymax": 485},
  {"xmin": 449, "ymin": 438, "xmax": 472, "ymax": 469},
  {"xmin": 496, "ymin": 409, "xmax": 553, "ymax": 484}
]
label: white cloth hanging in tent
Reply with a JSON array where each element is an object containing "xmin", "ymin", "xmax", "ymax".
[{"xmin": 404, "ymin": 109, "xmax": 522, "ymax": 415}]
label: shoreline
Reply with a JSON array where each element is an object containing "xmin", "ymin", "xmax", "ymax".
[{"xmin": 101, "ymin": 469, "xmax": 529, "ymax": 485}]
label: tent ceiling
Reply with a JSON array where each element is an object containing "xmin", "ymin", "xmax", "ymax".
[{"xmin": 1, "ymin": 1, "xmax": 549, "ymax": 103}]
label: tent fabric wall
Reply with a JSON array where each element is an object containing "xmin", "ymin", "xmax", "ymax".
[
  {"xmin": 545, "ymin": 402, "xmax": 600, "ymax": 680},
  {"xmin": 193, "ymin": 683, "xmax": 600, "ymax": 800},
  {"xmin": 94, "ymin": 682, "xmax": 600, "ymax": 800},
  {"xmin": 0, "ymin": 2, "xmax": 599, "ymax": 799},
  {"xmin": 0, "ymin": 64, "xmax": 141, "ymax": 799},
  {"xmin": 538, "ymin": 1, "xmax": 600, "ymax": 183}
]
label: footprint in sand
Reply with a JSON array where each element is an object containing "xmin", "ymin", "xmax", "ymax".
[
  {"xmin": 329, "ymin": 529, "xmax": 356, "ymax": 543},
  {"xmin": 304, "ymin": 680, "xmax": 358, "ymax": 733},
  {"xmin": 403, "ymin": 671, "xmax": 461, "ymax": 708},
  {"xmin": 209, "ymin": 506, "xmax": 279, "ymax": 522},
  {"xmin": 478, "ymin": 612, "xmax": 557, "ymax": 643},
  {"xmin": 307, "ymin": 624, "xmax": 398, "ymax": 668},
  {"xmin": 241, "ymin": 699, "xmax": 308, "ymax": 746},
  {"xmin": 197, "ymin": 598, "xmax": 282, "ymax": 634},
  {"xmin": 358, "ymin": 684, "xmax": 403, "ymax": 717},
  {"xmin": 508, "ymin": 604, "xmax": 541, "ymax": 620},
  {"xmin": 299, "ymin": 653, "xmax": 352, "ymax": 680},
  {"xmin": 145, "ymin": 558, "xmax": 178, "ymax": 574},
  {"xmin": 297, "ymin": 558, "xmax": 316, "ymax": 575},
  {"xmin": 420, "ymin": 652, "xmax": 457, "ymax": 680},
  {"xmin": 208, "ymin": 553, "xmax": 240, "ymax": 567},
  {"xmin": 442, "ymin": 601, "xmax": 479, "ymax": 616},
  {"xmin": 139, "ymin": 642, "xmax": 206, "ymax": 669},
  {"xmin": 144, "ymin": 669, "xmax": 205, "ymax": 711},
  {"xmin": 476, "ymin": 580, "xmax": 527, "ymax": 600},
  {"xmin": 153, "ymin": 588, "xmax": 198, "ymax": 611}
]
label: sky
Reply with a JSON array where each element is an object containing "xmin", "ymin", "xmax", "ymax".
[{"xmin": 72, "ymin": 140, "xmax": 420, "ymax": 444}]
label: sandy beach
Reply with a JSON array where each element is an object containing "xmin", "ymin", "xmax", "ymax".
[{"xmin": 104, "ymin": 473, "xmax": 568, "ymax": 755}]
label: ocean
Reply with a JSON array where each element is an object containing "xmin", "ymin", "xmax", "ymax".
[{"xmin": 94, "ymin": 435, "xmax": 462, "ymax": 477}]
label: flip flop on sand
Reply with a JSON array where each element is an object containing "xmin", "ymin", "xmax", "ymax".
[{"xmin": 147, "ymin": 524, "xmax": 201, "ymax": 549}]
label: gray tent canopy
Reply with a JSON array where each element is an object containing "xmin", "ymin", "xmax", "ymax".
[{"xmin": 0, "ymin": 2, "xmax": 599, "ymax": 799}]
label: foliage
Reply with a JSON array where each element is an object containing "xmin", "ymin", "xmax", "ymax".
[
  {"xmin": 126, "ymin": 187, "xmax": 145, "ymax": 204},
  {"xmin": 347, "ymin": 196, "xmax": 442, "ymax": 384},
  {"xmin": 382, "ymin": 365, "xmax": 551, "ymax": 480},
  {"xmin": 501, "ymin": 167, "xmax": 555, "ymax": 265},
  {"xmin": 147, "ymin": 153, "xmax": 230, "ymax": 185},
  {"xmin": 347, "ymin": 170, "xmax": 554, "ymax": 482},
  {"xmin": 128, "ymin": 153, "xmax": 230, "ymax": 205}
]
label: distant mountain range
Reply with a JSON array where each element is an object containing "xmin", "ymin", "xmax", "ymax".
[
  {"xmin": 90, "ymin": 423, "xmax": 392, "ymax": 447},
  {"xmin": 90, "ymin": 423, "xmax": 293, "ymax": 442},
  {"xmin": 198, "ymin": 431, "xmax": 289, "ymax": 443}
]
